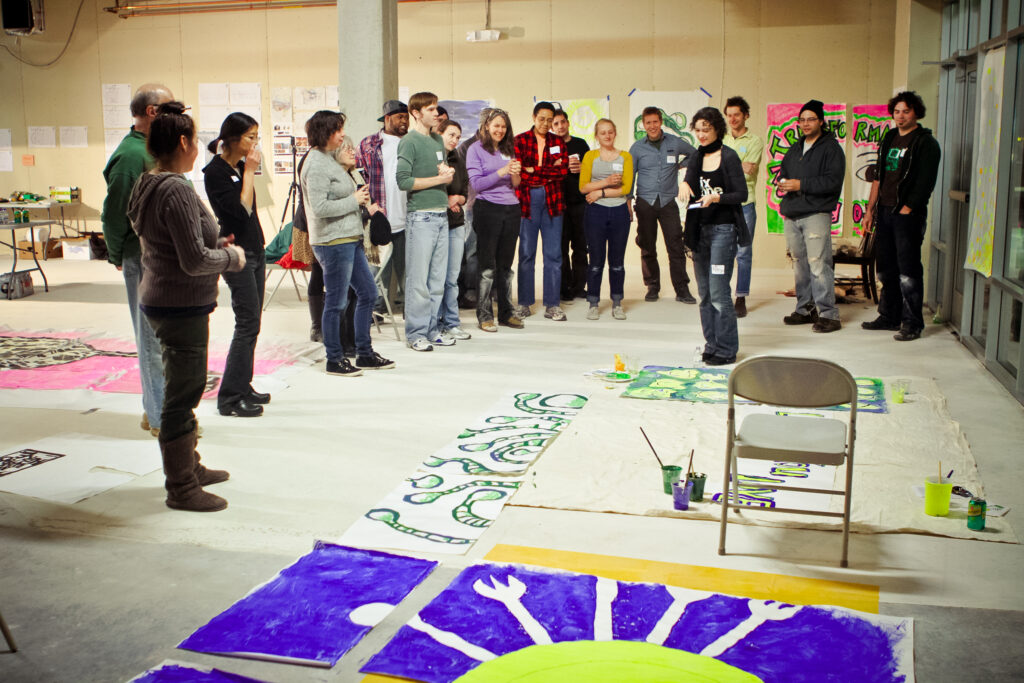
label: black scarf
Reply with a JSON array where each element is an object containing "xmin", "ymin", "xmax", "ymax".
[{"xmin": 697, "ymin": 138, "xmax": 723, "ymax": 157}]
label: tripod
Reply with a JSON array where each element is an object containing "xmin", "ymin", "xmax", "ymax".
[{"xmin": 280, "ymin": 135, "xmax": 299, "ymax": 227}]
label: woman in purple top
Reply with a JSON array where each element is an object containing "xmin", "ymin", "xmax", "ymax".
[{"xmin": 466, "ymin": 109, "xmax": 522, "ymax": 332}]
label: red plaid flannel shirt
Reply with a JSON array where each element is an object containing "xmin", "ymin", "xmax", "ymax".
[
  {"xmin": 513, "ymin": 129, "xmax": 568, "ymax": 219},
  {"xmin": 356, "ymin": 130, "xmax": 387, "ymax": 216}
]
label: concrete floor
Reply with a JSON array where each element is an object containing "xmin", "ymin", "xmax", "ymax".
[{"xmin": 1, "ymin": 254, "xmax": 1023, "ymax": 682}]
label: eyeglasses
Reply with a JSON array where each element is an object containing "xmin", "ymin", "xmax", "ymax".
[{"xmin": 798, "ymin": 116, "xmax": 819, "ymax": 123}]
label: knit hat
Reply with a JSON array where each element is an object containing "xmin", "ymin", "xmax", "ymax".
[{"xmin": 799, "ymin": 99, "xmax": 826, "ymax": 123}]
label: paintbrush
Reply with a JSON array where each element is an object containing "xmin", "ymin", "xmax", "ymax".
[
  {"xmin": 639, "ymin": 427, "xmax": 665, "ymax": 469},
  {"xmin": 686, "ymin": 449, "xmax": 695, "ymax": 479}
]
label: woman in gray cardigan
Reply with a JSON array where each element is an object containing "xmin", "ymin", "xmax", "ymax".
[{"xmin": 301, "ymin": 110, "xmax": 394, "ymax": 376}]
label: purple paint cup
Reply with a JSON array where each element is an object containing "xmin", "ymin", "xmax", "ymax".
[{"xmin": 672, "ymin": 479, "xmax": 694, "ymax": 510}]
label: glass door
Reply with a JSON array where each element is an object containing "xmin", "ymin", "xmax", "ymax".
[{"xmin": 950, "ymin": 63, "xmax": 978, "ymax": 329}]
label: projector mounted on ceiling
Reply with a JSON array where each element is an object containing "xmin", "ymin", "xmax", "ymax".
[{"xmin": 466, "ymin": 29, "xmax": 500, "ymax": 43}]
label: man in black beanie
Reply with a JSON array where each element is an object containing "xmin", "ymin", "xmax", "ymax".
[{"xmin": 777, "ymin": 99, "xmax": 846, "ymax": 333}]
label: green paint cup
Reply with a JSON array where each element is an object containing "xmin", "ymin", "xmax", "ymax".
[
  {"xmin": 924, "ymin": 476, "xmax": 953, "ymax": 516},
  {"xmin": 688, "ymin": 473, "xmax": 707, "ymax": 502},
  {"xmin": 661, "ymin": 465, "xmax": 682, "ymax": 494}
]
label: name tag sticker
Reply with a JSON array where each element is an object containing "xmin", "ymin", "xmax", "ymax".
[
  {"xmin": 500, "ymin": 154, "xmax": 511, "ymax": 161},
  {"xmin": 667, "ymin": 155, "xmax": 676, "ymax": 164},
  {"xmin": 436, "ymin": 150, "xmax": 444, "ymax": 161},
  {"xmin": 231, "ymin": 176, "xmax": 240, "ymax": 183},
  {"xmin": 550, "ymin": 146, "xmax": 561, "ymax": 154},
  {"xmin": 711, "ymin": 264, "xmax": 726, "ymax": 275},
  {"xmin": 612, "ymin": 163, "xmax": 624, "ymax": 172}
]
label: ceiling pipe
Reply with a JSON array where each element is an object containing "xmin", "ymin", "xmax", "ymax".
[{"xmin": 104, "ymin": 0, "xmax": 445, "ymax": 19}]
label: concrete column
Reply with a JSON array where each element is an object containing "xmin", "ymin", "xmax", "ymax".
[{"xmin": 338, "ymin": 0, "xmax": 398, "ymax": 143}]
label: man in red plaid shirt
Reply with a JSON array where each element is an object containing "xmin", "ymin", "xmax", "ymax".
[{"xmin": 513, "ymin": 101, "xmax": 569, "ymax": 321}]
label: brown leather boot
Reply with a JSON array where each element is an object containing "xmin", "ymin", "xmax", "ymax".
[
  {"xmin": 189, "ymin": 430, "xmax": 229, "ymax": 486},
  {"xmin": 160, "ymin": 431, "xmax": 227, "ymax": 512}
]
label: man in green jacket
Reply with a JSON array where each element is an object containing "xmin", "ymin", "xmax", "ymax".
[
  {"xmin": 862, "ymin": 91, "xmax": 941, "ymax": 342},
  {"xmin": 101, "ymin": 83, "xmax": 173, "ymax": 436}
]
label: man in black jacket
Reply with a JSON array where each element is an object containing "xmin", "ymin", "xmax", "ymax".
[
  {"xmin": 552, "ymin": 108, "xmax": 591, "ymax": 302},
  {"xmin": 862, "ymin": 91, "xmax": 941, "ymax": 341},
  {"xmin": 778, "ymin": 100, "xmax": 846, "ymax": 333}
]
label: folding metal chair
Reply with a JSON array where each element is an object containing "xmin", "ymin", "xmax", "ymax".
[
  {"xmin": 372, "ymin": 243, "xmax": 402, "ymax": 341},
  {"xmin": 263, "ymin": 262, "xmax": 310, "ymax": 311},
  {"xmin": 718, "ymin": 355, "xmax": 858, "ymax": 567}
]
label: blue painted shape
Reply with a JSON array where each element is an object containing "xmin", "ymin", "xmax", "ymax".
[
  {"xmin": 610, "ymin": 582, "xmax": 675, "ymax": 641},
  {"xmin": 133, "ymin": 663, "xmax": 268, "ymax": 683},
  {"xmin": 360, "ymin": 622, "xmax": 485, "ymax": 683},
  {"xmin": 178, "ymin": 542, "xmax": 436, "ymax": 666},
  {"xmin": 664, "ymin": 593, "xmax": 751, "ymax": 653},
  {"xmin": 719, "ymin": 606, "xmax": 908, "ymax": 683}
]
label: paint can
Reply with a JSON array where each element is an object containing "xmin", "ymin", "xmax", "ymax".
[
  {"xmin": 967, "ymin": 497, "xmax": 987, "ymax": 531},
  {"xmin": 687, "ymin": 473, "xmax": 707, "ymax": 502},
  {"xmin": 661, "ymin": 465, "xmax": 682, "ymax": 495}
]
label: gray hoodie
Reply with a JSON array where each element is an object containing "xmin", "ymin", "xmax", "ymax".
[{"xmin": 127, "ymin": 172, "xmax": 241, "ymax": 309}]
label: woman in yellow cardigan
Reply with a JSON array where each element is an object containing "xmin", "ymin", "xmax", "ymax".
[{"xmin": 579, "ymin": 118, "xmax": 634, "ymax": 320}]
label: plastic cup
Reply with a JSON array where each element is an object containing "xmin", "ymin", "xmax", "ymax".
[
  {"xmin": 688, "ymin": 473, "xmax": 707, "ymax": 502},
  {"xmin": 661, "ymin": 465, "xmax": 682, "ymax": 495},
  {"xmin": 892, "ymin": 379, "xmax": 909, "ymax": 404},
  {"xmin": 672, "ymin": 480, "xmax": 694, "ymax": 510},
  {"xmin": 924, "ymin": 475, "xmax": 953, "ymax": 516}
]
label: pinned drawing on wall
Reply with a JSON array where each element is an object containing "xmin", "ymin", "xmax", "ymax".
[
  {"xmin": 627, "ymin": 90, "xmax": 710, "ymax": 149},
  {"xmin": 179, "ymin": 542, "xmax": 437, "ymax": 667},
  {"xmin": 338, "ymin": 473, "xmax": 523, "ymax": 555},
  {"xmin": 621, "ymin": 366, "xmax": 886, "ymax": 413},
  {"xmin": 850, "ymin": 105, "xmax": 895, "ymax": 236},
  {"xmin": 765, "ymin": 103, "xmax": 847, "ymax": 236},
  {"xmin": 545, "ymin": 97, "xmax": 610, "ymax": 147},
  {"xmin": 966, "ymin": 46, "xmax": 1005, "ymax": 277},
  {"xmin": 361, "ymin": 562, "xmax": 915, "ymax": 683},
  {"xmin": 439, "ymin": 99, "xmax": 493, "ymax": 145},
  {"xmin": 420, "ymin": 391, "xmax": 589, "ymax": 475}
]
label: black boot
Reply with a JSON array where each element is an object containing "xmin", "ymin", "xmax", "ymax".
[
  {"xmin": 160, "ymin": 431, "xmax": 227, "ymax": 512},
  {"xmin": 308, "ymin": 294, "xmax": 324, "ymax": 342},
  {"xmin": 189, "ymin": 430, "xmax": 229, "ymax": 486}
]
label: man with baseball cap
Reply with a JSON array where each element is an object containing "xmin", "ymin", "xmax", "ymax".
[
  {"xmin": 776, "ymin": 99, "xmax": 846, "ymax": 333},
  {"xmin": 358, "ymin": 99, "xmax": 410, "ymax": 315}
]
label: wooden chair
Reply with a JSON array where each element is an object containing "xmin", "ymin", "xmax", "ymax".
[
  {"xmin": 834, "ymin": 224, "xmax": 878, "ymax": 303},
  {"xmin": 719, "ymin": 356, "xmax": 858, "ymax": 567}
]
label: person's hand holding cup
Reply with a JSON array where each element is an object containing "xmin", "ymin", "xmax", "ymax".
[
  {"xmin": 568, "ymin": 153, "xmax": 581, "ymax": 173},
  {"xmin": 355, "ymin": 185, "xmax": 371, "ymax": 205}
]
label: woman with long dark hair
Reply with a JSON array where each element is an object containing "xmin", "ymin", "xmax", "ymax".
[
  {"xmin": 437, "ymin": 119, "xmax": 471, "ymax": 341},
  {"xmin": 465, "ymin": 109, "xmax": 522, "ymax": 332},
  {"xmin": 127, "ymin": 101, "xmax": 246, "ymax": 512},
  {"xmin": 302, "ymin": 110, "xmax": 394, "ymax": 376},
  {"xmin": 679, "ymin": 107, "xmax": 751, "ymax": 366},
  {"xmin": 203, "ymin": 112, "xmax": 267, "ymax": 417}
]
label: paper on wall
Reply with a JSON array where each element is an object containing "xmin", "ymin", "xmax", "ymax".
[
  {"xmin": 103, "ymin": 106, "xmax": 132, "ymax": 130},
  {"xmin": 27, "ymin": 126, "xmax": 56, "ymax": 148},
  {"xmin": 546, "ymin": 96, "xmax": 609, "ymax": 147},
  {"xmin": 59, "ymin": 126, "xmax": 88, "ymax": 148},
  {"xmin": 326, "ymin": 85, "xmax": 338, "ymax": 108},
  {"xmin": 627, "ymin": 89, "xmax": 709, "ymax": 149},
  {"xmin": 294, "ymin": 87, "xmax": 325, "ymax": 110},
  {"xmin": 101, "ymin": 83, "xmax": 131, "ymax": 106},
  {"xmin": 198, "ymin": 82, "xmax": 230, "ymax": 106},
  {"xmin": 270, "ymin": 87, "xmax": 292, "ymax": 123},
  {"xmin": 0, "ymin": 128, "xmax": 12, "ymax": 149},
  {"xmin": 228, "ymin": 82, "xmax": 261, "ymax": 107},
  {"xmin": 104, "ymin": 129, "xmax": 125, "ymax": 160},
  {"xmin": 0, "ymin": 151, "xmax": 12, "ymax": 172}
]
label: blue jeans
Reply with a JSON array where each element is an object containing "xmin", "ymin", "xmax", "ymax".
[
  {"xmin": 734, "ymin": 202, "xmax": 756, "ymax": 296},
  {"xmin": 218, "ymin": 248, "xmax": 265, "ymax": 409},
  {"xmin": 312, "ymin": 241, "xmax": 376, "ymax": 362},
  {"xmin": 784, "ymin": 212, "xmax": 838, "ymax": 321},
  {"xmin": 518, "ymin": 186, "xmax": 563, "ymax": 308},
  {"xmin": 441, "ymin": 224, "xmax": 467, "ymax": 330},
  {"xmin": 404, "ymin": 211, "xmax": 449, "ymax": 342},
  {"xmin": 122, "ymin": 254, "xmax": 165, "ymax": 429},
  {"xmin": 692, "ymin": 224, "xmax": 739, "ymax": 359},
  {"xmin": 583, "ymin": 203, "xmax": 630, "ymax": 305}
]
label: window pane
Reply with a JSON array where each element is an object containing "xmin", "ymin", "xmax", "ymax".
[
  {"xmin": 997, "ymin": 295, "xmax": 1021, "ymax": 376},
  {"xmin": 1006, "ymin": 42, "xmax": 1024, "ymax": 285}
]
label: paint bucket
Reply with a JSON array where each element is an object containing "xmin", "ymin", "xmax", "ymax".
[
  {"xmin": 923, "ymin": 476, "xmax": 953, "ymax": 516},
  {"xmin": 892, "ymin": 379, "xmax": 909, "ymax": 404},
  {"xmin": 661, "ymin": 465, "xmax": 682, "ymax": 494},
  {"xmin": 688, "ymin": 473, "xmax": 707, "ymax": 502},
  {"xmin": 672, "ymin": 480, "xmax": 694, "ymax": 510}
]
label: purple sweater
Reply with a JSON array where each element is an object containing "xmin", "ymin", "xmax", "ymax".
[{"xmin": 466, "ymin": 141, "xmax": 518, "ymax": 206}]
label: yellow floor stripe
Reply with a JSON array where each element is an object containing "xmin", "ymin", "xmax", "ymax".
[{"xmin": 360, "ymin": 544, "xmax": 878, "ymax": 682}]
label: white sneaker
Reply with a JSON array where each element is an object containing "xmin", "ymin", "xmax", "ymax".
[
  {"xmin": 447, "ymin": 326, "xmax": 472, "ymax": 340},
  {"xmin": 586, "ymin": 306, "xmax": 600, "ymax": 320},
  {"xmin": 544, "ymin": 306, "xmax": 567, "ymax": 321},
  {"xmin": 409, "ymin": 338, "xmax": 434, "ymax": 352},
  {"xmin": 431, "ymin": 330, "xmax": 456, "ymax": 346},
  {"xmin": 612, "ymin": 306, "xmax": 626, "ymax": 320}
]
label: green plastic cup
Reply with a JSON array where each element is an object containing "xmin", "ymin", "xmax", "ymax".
[
  {"xmin": 688, "ymin": 473, "xmax": 707, "ymax": 502},
  {"xmin": 892, "ymin": 379, "xmax": 909, "ymax": 404},
  {"xmin": 661, "ymin": 465, "xmax": 682, "ymax": 494},
  {"xmin": 924, "ymin": 476, "xmax": 953, "ymax": 516}
]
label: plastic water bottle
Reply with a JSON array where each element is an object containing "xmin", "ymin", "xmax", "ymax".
[{"xmin": 693, "ymin": 345, "xmax": 703, "ymax": 367}]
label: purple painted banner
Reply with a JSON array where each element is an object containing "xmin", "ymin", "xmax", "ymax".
[
  {"xmin": 363, "ymin": 562, "xmax": 913, "ymax": 683},
  {"xmin": 179, "ymin": 542, "xmax": 437, "ymax": 667},
  {"xmin": 131, "ymin": 663, "xmax": 268, "ymax": 683}
]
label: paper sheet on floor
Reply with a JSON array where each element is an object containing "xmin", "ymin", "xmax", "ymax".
[
  {"xmin": 362, "ymin": 561, "xmax": 914, "ymax": 683},
  {"xmin": 0, "ymin": 433, "xmax": 160, "ymax": 504},
  {"xmin": 178, "ymin": 543, "xmax": 437, "ymax": 667},
  {"xmin": 338, "ymin": 473, "xmax": 523, "ymax": 555},
  {"xmin": 511, "ymin": 378, "xmax": 1016, "ymax": 543},
  {"xmin": 130, "ymin": 661, "xmax": 269, "ymax": 682},
  {"xmin": 418, "ymin": 391, "xmax": 589, "ymax": 475}
]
